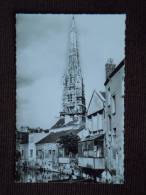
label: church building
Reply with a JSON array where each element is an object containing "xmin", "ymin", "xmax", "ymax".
[{"xmin": 60, "ymin": 16, "xmax": 86, "ymax": 125}]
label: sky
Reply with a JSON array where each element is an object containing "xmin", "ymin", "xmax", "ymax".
[{"xmin": 16, "ymin": 14, "xmax": 126, "ymax": 129}]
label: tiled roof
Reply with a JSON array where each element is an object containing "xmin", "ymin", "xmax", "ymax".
[
  {"xmin": 64, "ymin": 118, "xmax": 79, "ymax": 126},
  {"xmin": 50, "ymin": 118, "xmax": 65, "ymax": 129},
  {"xmin": 36, "ymin": 128, "xmax": 83, "ymax": 145},
  {"xmin": 50, "ymin": 117, "xmax": 79, "ymax": 129}
]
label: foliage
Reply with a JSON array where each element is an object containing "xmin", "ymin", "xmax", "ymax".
[
  {"xmin": 57, "ymin": 133, "xmax": 80, "ymax": 155},
  {"xmin": 15, "ymin": 150, "xmax": 21, "ymax": 161}
]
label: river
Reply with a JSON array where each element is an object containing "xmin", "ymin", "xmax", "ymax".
[{"xmin": 15, "ymin": 168, "xmax": 71, "ymax": 183}]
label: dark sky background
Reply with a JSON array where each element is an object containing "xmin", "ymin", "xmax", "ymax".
[{"xmin": 16, "ymin": 14, "xmax": 125, "ymax": 129}]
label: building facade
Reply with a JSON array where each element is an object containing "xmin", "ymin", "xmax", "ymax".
[
  {"xmin": 104, "ymin": 59, "xmax": 125, "ymax": 183},
  {"xmin": 86, "ymin": 90, "xmax": 106, "ymax": 135},
  {"xmin": 17, "ymin": 131, "xmax": 49, "ymax": 167},
  {"xmin": 36, "ymin": 129, "xmax": 83, "ymax": 172},
  {"xmin": 78, "ymin": 90, "xmax": 106, "ymax": 180}
]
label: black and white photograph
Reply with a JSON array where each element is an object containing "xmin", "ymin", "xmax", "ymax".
[{"xmin": 15, "ymin": 14, "xmax": 125, "ymax": 184}]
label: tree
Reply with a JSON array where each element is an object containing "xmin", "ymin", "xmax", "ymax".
[{"xmin": 57, "ymin": 133, "xmax": 80, "ymax": 155}]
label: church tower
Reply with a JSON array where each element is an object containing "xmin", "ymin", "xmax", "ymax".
[{"xmin": 60, "ymin": 16, "xmax": 86, "ymax": 123}]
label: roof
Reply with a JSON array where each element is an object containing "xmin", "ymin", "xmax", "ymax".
[
  {"xmin": 29, "ymin": 132, "xmax": 49, "ymax": 143},
  {"xmin": 87, "ymin": 90, "xmax": 105, "ymax": 116},
  {"xmin": 104, "ymin": 59, "xmax": 124, "ymax": 86},
  {"xmin": 79, "ymin": 133, "xmax": 104, "ymax": 142},
  {"xmin": 36, "ymin": 128, "xmax": 83, "ymax": 145},
  {"xmin": 100, "ymin": 91, "xmax": 106, "ymax": 99},
  {"xmin": 50, "ymin": 118, "xmax": 65, "ymax": 129},
  {"xmin": 50, "ymin": 117, "xmax": 80, "ymax": 130},
  {"xmin": 64, "ymin": 118, "xmax": 79, "ymax": 126}
]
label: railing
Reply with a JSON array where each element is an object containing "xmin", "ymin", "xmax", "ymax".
[
  {"xmin": 78, "ymin": 157, "xmax": 105, "ymax": 169},
  {"xmin": 58, "ymin": 157, "xmax": 70, "ymax": 164}
]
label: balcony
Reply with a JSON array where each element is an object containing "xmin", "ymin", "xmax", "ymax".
[
  {"xmin": 58, "ymin": 157, "xmax": 70, "ymax": 164},
  {"xmin": 78, "ymin": 157, "xmax": 105, "ymax": 170}
]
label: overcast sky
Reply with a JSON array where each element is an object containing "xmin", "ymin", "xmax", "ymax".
[{"xmin": 16, "ymin": 14, "xmax": 125, "ymax": 129}]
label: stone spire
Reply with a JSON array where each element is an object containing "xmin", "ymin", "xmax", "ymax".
[{"xmin": 61, "ymin": 16, "xmax": 86, "ymax": 123}]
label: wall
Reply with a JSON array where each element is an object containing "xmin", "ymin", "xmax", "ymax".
[
  {"xmin": 36, "ymin": 143, "xmax": 59, "ymax": 170},
  {"xmin": 105, "ymin": 65, "xmax": 124, "ymax": 183}
]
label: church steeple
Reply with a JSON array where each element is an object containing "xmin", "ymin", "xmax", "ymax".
[
  {"xmin": 61, "ymin": 16, "xmax": 86, "ymax": 122},
  {"xmin": 71, "ymin": 16, "xmax": 75, "ymax": 30}
]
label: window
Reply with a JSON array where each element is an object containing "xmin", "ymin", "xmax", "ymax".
[
  {"xmin": 103, "ymin": 109, "xmax": 105, "ymax": 119},
  {"xmin": 64, "ymin": 77, "xmax": 68, "ymax": 86},
  {"xmin": 41, "ymin": 151, "xmax": 44, "ymax": 159},
  {"xmin": 107, "ymin": 87, "xmax": 111, "ymax": 106},
  {"xmin": 30, "ymin": 149, "xmax": 33, "ymax": 157},
  {"xmin": 111, "ymin": 95, "xmax": 116, "ymax": 114},
  {"xmin": 113, "ymin": 128, "xmax": 116, "ymax": 137},
  {"xmin": 68, "ymin": 94, "xmax": 72, "ymax": 102},
  {"xmin": 49, "ymin": 150, "xmax": 51, "ymax": 156},
  {"xmin": 113, "ymin": 148, "xmax": 117, "ymax": 160},
  {"xmin": 96, "ymin": 144, "xmax": 104, "ymax": 158},
  {"xmin": 70, "ymin": 76, "xmax": 73, "ymax": 83},
  {"xmin": 69, "ymin": 86, "xmax": 74, "ymax": 90},
  {"xmin": 108, "ymin": 115, "xmax": 112, "ymax": 131},
  {"xmin": 97, "ymin": 113, "xmax": 102, "ymax": 130},
  {"xmin": 88, "ymin": 141, "xmax": 94, "ymax": 150},
  {"xmin": 37, "ymin": 150, "xmax": 43, "ymax": 159},
  {"xmin": 21, "ymin": 150, "xmax": 24, "ymax": 157},
  {"xmin": 78, "ymin": 142, "xmax": 82, "ymax": 156},
  {"xmin": 112, "ymin": 128, "xmax": 117, "ymax": 147},
  {"xmin": 121, "ymin": 76, "xmax": 124, "ymax": 97}
]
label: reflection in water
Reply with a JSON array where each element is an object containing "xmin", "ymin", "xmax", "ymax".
[{"xmin": 16, "ymin": 168, "xmax": 70, "ymax": 183}]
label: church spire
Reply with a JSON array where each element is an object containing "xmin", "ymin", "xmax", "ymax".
[
  {"xmin": 61, "ymin": 16, "xmax": 86, "ymax": 122},
  {"xmin": 69, "ymin": 16, "xmax": 78, "ymax": 51},
  {"xmin": 71, "ymin": 16, "xmax": 75, "ymax": 29}
]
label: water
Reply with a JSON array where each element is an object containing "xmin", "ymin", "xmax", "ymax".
[{"xmin": 15, "ymin": 168, "xmax": 70, "ymax": 183}]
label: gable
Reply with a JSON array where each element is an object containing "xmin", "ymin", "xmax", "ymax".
[{"xmin": 87, "ymin": 91, "xmax": 104, "ymax": 116}]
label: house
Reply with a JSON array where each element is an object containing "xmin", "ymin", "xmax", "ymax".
[
  {"xmin": 17, "ymin": 130, "xmax": 49, "ymax": 167},
  {"xmin": 77, "ymin": 90, "xmax": 106, "ymax": 180},
  {"xmin": 104, "ymin": 59, "xmax": 125, "ymax": 183},
  {"xmin": 57, "ymin": 128, "xmax": 83, "ymax": 175},
  {"xmin": 16, "ymin": 131, "xmax": 29, "ymax": 165},
  {"xmin": 35, "ymin": 128, "xmax": 83, "ymax": 171},
  {"xmin": 86, "ymin": 90, "xmax": 106, "ymax": 135},
  {"xmin": 35, "ymin": 132, "xmax": 60, "ymax": 171},
  {"xmin": 27, "ymin": 132, "xmax": 49, "ymax": 167},
  {"xmin": 78, "ymin": 134, "xmax": 105, "ymax": 180}
]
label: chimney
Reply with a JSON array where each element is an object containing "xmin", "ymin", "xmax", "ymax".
[{"xmin": 105, "ymin": 58, "xmax": 116, "ymax": 79}]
